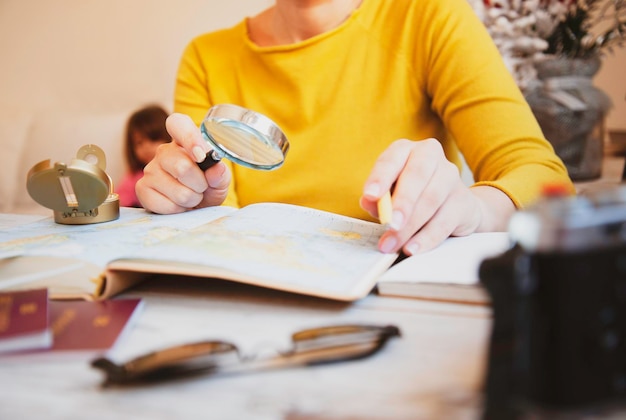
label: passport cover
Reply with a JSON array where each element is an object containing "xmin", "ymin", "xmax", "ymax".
[
  {"xmin": 49, "ymin": 298, "xmax": 143, "ymax": 351},
  {"xmin": 0, "ymin": 288, "xmax": 52, "ymax": 354}
]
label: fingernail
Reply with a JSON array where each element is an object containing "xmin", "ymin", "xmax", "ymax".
[
  {"xmin": 380, "ymin": 236, "xmax": 397, "ymax": 254},
  {"xmin": 207, "ymin": 163, "xmax": 227, "ymax": 187},
  {"xmin": 364, "ymin": 183, "xmax": 380, "ymax": 198},
  {"xmin": 405, "ymin": 243, "xmax": 419, "ymax": 256},
  {"xmin": 389, "ymin": 210, "xmax": 404, "ymax": 230},
  {"xmin": 192, "ymin": 146, "xmax": 206, "ymax": 163}
]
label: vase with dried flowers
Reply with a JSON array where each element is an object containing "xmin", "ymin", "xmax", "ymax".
[{"xmin": 481, "ymin": 0, "xmax": 626, "ymax": 180}]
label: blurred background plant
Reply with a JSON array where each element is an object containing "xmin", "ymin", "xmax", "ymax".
[
  {"xmin": 481, "ymin": 0, "xmax": 626, "ymax": 88},
  {"xmin": 480, "ymin": 0, "xmax": 626, "ymax": 180},
  {"xmin": 546, "ymin": 0, "xmax": 626, "ymax": 58}
]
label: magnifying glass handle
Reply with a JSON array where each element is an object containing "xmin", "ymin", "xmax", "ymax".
[{"xmin": 197, "ymin": 150, "xmax": 222, "ymax": 171}]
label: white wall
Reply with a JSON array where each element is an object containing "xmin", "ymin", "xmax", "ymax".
[
  {"xmin": 0, "ymin": 0, "xmax": 272, "ymax": 115},
  {"xmin": 0, "ymin": 0, "xmax": 623, "ymax": 131},
  {"xmin": 595, "ymin": 52, "xmax": 626, "ymax": 132}
]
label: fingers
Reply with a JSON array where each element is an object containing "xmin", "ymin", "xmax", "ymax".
[
  {"xmin": 362, "ymin": 140, "xmax": 408, "ymax": 203},
  {"xmin": 136, "ymin": 114, "xmax": 231, "ymax": 214},
  {"xmin": 136, "ymin": 144, "xmax": 203, "ymax": 213},
  {"xmin": 164, "ymin": 112, "xmax": 231, "ymax": 193},
  {"xmin": 390, "ymin": 181, "xmax": 481, "ymax": 255},
  {"xmin": 394, "ymin": 145, "xmax": 460, "ymax": 236},
  {"xmin": 361, "ymin": 140, "xmax": 412, "ymax": 228},
  {"xmin": 165, "ymin": 113, "xmax": 209, "ymax": 163},
  {"xmin": 363, "ymin": 138, "xmax": 444, "ymax": 228},
  {"xmin": 362, "ymin": 138, "xmax": 483, "ymax": 255},
  {"xmin": 408, "ymin": 189, "xmax": 480, "ymax": 252},
  {"xmin": 135, "ymin": 175, "xmax": 188, "ymax": 215}
]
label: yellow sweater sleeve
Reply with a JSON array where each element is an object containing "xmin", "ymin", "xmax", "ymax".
[
  {"xmin": 412, "ymin": 0, "xmax": 575, "ymax": 208},
  {"xmin": 173, "ymin": 0, "xmax": 573, "ymax": 219}
]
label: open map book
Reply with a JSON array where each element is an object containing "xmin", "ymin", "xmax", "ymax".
[{"xmin": 0, "ymin": 204, "xmax": 398, "ymax": 302}]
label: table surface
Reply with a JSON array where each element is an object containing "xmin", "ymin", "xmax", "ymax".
[
  {"xmin": 0, "ymin": 280, "xmax": 492, "ymax": 420},
  {"xmin": 2, "ymin": 155, "xmax": 623, "ymax": 420},
  {"xmin": 574, "ymin": 154, "xmax": 624, "ymax": 194}
]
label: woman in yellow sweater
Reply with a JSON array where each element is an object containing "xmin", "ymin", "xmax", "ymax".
[{"xmin": 137, "ymin": 0, "xmax": 574, "ymax": 255}]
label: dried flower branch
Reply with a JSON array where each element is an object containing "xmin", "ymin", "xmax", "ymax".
[
  {"xmin": 480, "ymin": 0, "xmax": 626, "ymax": 87},
  {"xmin": 546, "ymin": 0, "xmax": 626, "ymax": 58}
]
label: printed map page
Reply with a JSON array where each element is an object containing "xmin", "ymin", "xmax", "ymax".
[
  {"xmin": 0, "ymin": 206, "xmax": 236, "ymax": 295},
  {"xmin": 108, "ymin": 203, "xmax": 398, "ymax": 301}
]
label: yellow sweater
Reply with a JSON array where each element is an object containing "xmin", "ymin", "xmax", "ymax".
[{"xmin": 174, "ymin": 0, "xmax": 574, "ymax": 221}]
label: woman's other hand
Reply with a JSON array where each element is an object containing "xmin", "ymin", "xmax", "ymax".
[
  {"xmin": 136, "ymin": 113, "xmax": 231, "ymax": 214},
  {"xmin": 360, "ymin": 138, "xmax": 515, "ymax": 255}
]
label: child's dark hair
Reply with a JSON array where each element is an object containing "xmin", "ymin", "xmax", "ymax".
[{"xmin": 125, "ymin": 104, "xmax": 171, "ymax": 172}]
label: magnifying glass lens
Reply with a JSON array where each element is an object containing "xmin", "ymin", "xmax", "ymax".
[
  {"xmin": 202, "ymin": 119, "xmax": 284, "ymax": 167},
  {"xmin": 200, "ymin": 104, "xmax": 289, "ymax": 171}
]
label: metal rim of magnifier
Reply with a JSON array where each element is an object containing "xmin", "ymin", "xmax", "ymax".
[{"xmin": 200, "ymin": 104, "xmax": 289, "ymax": 170}]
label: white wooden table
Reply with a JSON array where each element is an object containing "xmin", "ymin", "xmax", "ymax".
[
  {"xmin": 574, "ymin": 154, "xmax": 625, "ymax": 195},
  {"xmin": 0, "ymin": 279, "xmax": 492, "ymax": 420}
]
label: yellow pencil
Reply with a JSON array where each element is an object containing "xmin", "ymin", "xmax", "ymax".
[{"xmin": 377, "ymin": 191, "xmax": 393, "ymax": 226}]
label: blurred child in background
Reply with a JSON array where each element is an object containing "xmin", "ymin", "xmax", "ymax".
[{"xmin": 116, "ymin": 105, "xmax": 172, "ymax": 207}]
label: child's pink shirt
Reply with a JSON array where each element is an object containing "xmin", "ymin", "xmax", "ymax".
[{"xmin": 116, "ymin": 170, "xmax": 143, "ymax": 207}]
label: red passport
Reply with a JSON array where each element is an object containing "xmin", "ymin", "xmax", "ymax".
[
  {"xmin": 0, "ymin": 288, "xmax": 52, "ymax": 354},
  {"xmin": 49, "ymin": 298, "xmax": 143, "ymax": 351}
]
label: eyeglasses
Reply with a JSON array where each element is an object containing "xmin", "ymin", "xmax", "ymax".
[{"xmin": 91, "ymin": 323, "xmax": 401, "ymax": 386}]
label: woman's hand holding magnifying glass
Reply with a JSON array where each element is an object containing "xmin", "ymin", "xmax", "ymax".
[
  {"xmin": 136, "ymin": 113, "xmax": 232, "ymax": 214},
  {"xmin": 137, "ymin": 105, "xmax": 289, "ymax": 214}
]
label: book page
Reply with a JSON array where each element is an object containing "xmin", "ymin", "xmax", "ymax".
[
  {"xmin": 0, "ymin": 214, "xmax": 48, "ymax": 231},
  {"xmin": 0, "ymin": 206, "xmax": 236, "ymax": 295},
  {"xmin": 107, "ymin": 203, "xmax": 398, "ymax": 301},
  {"xmin": 377, "ymin": 232, "xmax": 511, "ymax": 286}
]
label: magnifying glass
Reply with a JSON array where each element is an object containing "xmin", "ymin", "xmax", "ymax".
[{"xmin": 197, "ymin": 104, "xmax": 289, "ymax": 171}]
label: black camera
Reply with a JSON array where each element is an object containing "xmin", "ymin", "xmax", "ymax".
[{"xmin": 479, "ymin": 185, "xmax": 626, "ymax": 418}]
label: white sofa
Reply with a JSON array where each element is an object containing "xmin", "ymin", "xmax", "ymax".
[{"xmin": 1, "ymin": 110, "xmax": 129, "ymax": 215}]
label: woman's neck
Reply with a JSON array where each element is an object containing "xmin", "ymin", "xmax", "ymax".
[{"xmin": 249, "ymin": 0, "xmax": 362, "ymax": 46}]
